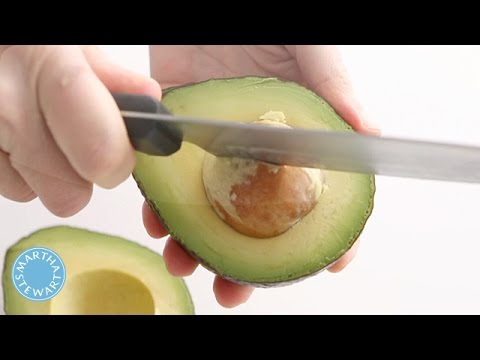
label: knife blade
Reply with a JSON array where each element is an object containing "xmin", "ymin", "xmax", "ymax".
[{"xmin": 112, "ymin": 92, "xmax": 480, "ymax": 184}]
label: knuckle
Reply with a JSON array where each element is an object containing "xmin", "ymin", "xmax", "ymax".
[
  {"xmin": 1, "ymin": 186, "xmax": 36, "ymax": 203},
  {"xmin": 38, "ymin": 46, "xmax": 90, "ymax": 96},
  {"xmin": 4, "ymin": 45, "xmax": 68, "ymax": 85},
  {"xmin": 0, "ymin": 80, "xmax": 22, "ymax": 153},
  {"xmin": 46, "ymin": 184, "xmax": 92, "ymax": 218},
  {"xmin": 0, "ymin": 111, "xmax": 13, "ymax": 151},
  {"xmin": 52, "ymin": 63, "xmax": 91, "ymax": 94},
  {"xmin": 0, "ymin": 108, "xmax": 30, "ymax": 154},
  {"xmin": 0, "ymin": 152, "xmax": 35, "ymax": 202},
  {"xmin": 14, "ymin": 188, "xmax": 36, "ymax": 203}
]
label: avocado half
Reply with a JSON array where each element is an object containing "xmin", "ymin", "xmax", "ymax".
[
  {"xmin": 2, "ymin": 226, "xmax": 194, "ymax": 315},
  {"xmin": 133, "ymin": 77, "xmax": 375, "ymax": 287}
]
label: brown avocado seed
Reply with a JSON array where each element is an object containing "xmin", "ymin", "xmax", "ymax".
[{"xmin": 202, "ymin": 112, "xmax": 324, "ymax": 238}]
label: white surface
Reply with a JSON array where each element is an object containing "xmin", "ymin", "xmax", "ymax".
[{"xmin": 2, "ymin": 45, "xmax": 480, "ymax": 315}]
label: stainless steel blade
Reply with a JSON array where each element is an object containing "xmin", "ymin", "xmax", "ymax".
[{"xmin": 121, "ymin": 110, "xmax": 480, "ymax": 184}]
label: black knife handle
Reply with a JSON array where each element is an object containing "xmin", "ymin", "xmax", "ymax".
[{"xmin": 111, "ymin": 92, "xmax": 183, "ymax": 156}]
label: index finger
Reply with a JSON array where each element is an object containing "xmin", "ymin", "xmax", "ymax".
[{"xmin": 36, "ymin": 46, "xmax": 154, "ymax": 189}]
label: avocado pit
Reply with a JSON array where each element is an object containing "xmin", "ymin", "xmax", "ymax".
[{"xmin": 202, "ymin": 111, "xmax": 324, "ymax": 238}]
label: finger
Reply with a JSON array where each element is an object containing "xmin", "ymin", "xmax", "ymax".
[
  {"xmin": 294, "ymin": 46, "xmax": 371, "ymax": 272},
  {"xmin": 33, "ymin": 45, "xmax": 140, "ymax": 189},
  {"xmin": 213, "ymin": 276, "xmax": 254, "ymax": 308},
  {"xmin": 6, "ymin": 106, "xmax": 94, "ymax": 217},
  {"xmin": 81, "ymin": 46, "xmax": 162, "ymax": 98},
  {"xmin": 0, "ymin": 46, "xmax": 93, "ymax": 217},
  {"xmin": 0, "ymin": 150, "xmax": 36, "ymax": 202},
  {"xmin": 12, "ymin": 159, "xmax": 93, "ymax": 217},
  {"xmin": 142, "ymin": 201, "xmax": 169, "ymax": 238},
  {"xmin": 292, "ymin": 45, "xmax": 381, "ymax": 135},
  {"xmin": 327, "ymin": 240, "xmax": 360, "ymax": 273},
  {"xmin": 163, "ymin": 237, "xmax": 199, "ymax": 277}
]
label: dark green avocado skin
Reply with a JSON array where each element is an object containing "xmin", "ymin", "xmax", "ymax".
[
  {"xmin": 133, "ymin": 172, "xmax": 375, "ymax": 288},
  {"xmin": 133, "ymin": 76, "xmax": 376, "ymax": 288}
]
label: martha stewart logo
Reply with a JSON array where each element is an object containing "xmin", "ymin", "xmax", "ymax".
[{"xmin": 11, "ymin": 247, "xmax": 66, "ymax": 301}]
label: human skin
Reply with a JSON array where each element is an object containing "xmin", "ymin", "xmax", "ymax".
[
  {"xmin": 0, "ymin": 45, "xmax": 379, "ymax": 309},
  {"xmin": 0, "ymin": 45, "xmax": 160, "ymax": 214},
  {"xmin": 146, "ymin": 45, "xmax": 380, "ymax": 308}
]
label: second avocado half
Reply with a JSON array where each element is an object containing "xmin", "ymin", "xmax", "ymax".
[
  {"xmin": 3, "ymin": 226, "xmax": 194, "ymax": 315},
  {"xmin": 133, "ymin": 77, "xmax": 375, "ymax": 287}
]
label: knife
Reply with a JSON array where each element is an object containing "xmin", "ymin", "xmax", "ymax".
[{"xmin": 112, "ymin": 92, "xmax": 480, "ymax": 184}]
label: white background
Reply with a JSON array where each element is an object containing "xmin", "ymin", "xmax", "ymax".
[{"xmin": 2, "ymin": 45, "xmax": 480, "ymax": 315}]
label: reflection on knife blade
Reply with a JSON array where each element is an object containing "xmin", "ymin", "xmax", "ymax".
[{"xmin": 121, "ymin": 109, "xmax": 480, "ymax": 184}]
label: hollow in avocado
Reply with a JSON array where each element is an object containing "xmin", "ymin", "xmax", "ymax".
[{"xmin": 2, "ymin": 226, "xmax": 194, "ymax": 314}]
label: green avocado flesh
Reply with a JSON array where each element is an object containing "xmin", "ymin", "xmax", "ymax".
[
  {"xmin": 134, "ymin": 77, "xmax": 375, "ymax": 287},
  {"xmin": 2, "ymin": 226, "xmax": 194, "ymax": 315}
]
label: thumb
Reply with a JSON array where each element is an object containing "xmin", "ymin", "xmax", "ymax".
[
  {"xmin": 292, "ymin": 45, "xmax": 380, "ymax": 136},
  {"xmin": 81, "ymin": 46, "xmax": 162, "ymax": 99}
]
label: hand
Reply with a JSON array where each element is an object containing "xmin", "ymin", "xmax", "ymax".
[
  {"xmin": 145, "ymin": 45, "xmax": 381, "ymax": 308},
  {"xmin": 0, "ymin": 45, "xmax": 160, "ymax": 216}
]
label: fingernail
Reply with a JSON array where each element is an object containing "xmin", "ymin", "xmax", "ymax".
[
  {"xmin": 145, "ymin": 79, "xmax": 162, "ymax": 99},
  {"xmin": 362, "ymin": 117, "xmax": 382, "ymax": 133},
  {"xmin": 365, "ymin": 126, "xmax": 382, "ymax": 136},
  {"xmin": 357, "ymin": 105, "xmax": 382, "ymax": 135}
]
